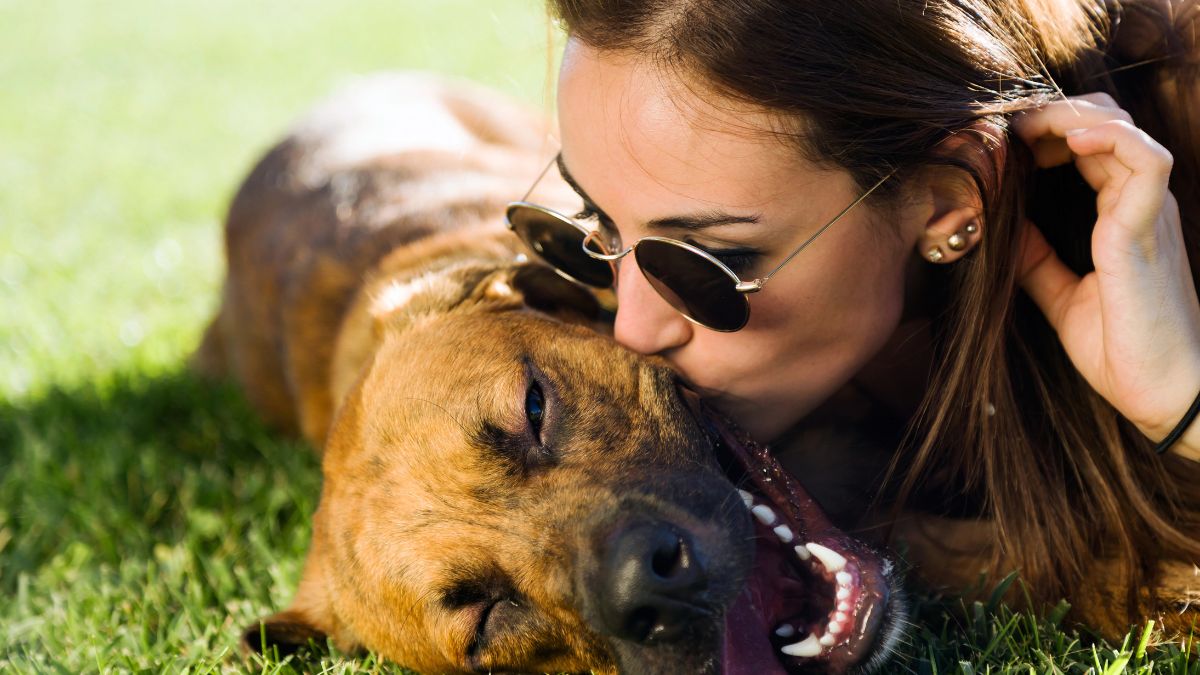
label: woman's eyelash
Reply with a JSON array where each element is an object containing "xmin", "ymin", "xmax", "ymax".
[
  {"xmin": 571, "ymin": 208, "xmax": 759, "ymax": 272},
  {"xmin": 573, "ymin": 207, "xmax": 621, "ymax": 247},
  {"xmin": 692, "ymin": 243, "xmax": 760, "ymax": 274},
  {"xmin": 573, "ymin": 206, "xmax": 601, "ymax": 221}
]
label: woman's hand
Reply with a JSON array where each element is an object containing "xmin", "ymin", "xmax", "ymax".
[{"xmin": 1012, "ymin": 93, "xmax": 1200, "ymax": 461}]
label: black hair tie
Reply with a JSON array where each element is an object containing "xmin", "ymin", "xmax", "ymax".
[{"xmin": 1155, "ymin": 389, "xmax": 1200, "ymax": 455}]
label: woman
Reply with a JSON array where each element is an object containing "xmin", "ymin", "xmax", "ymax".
[{"xmin": 512, "ymin": 0, "xmax": 1200, "ymax": 634}]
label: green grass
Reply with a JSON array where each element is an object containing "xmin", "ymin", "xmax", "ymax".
[{"xmin": 0, "ymin": 1, "xmax": 1195, "ymax": 673}]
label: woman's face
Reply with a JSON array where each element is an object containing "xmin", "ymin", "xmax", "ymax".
[{"xmin": 557, "ymin": 40, "xmax": 928, "ymax": 440}]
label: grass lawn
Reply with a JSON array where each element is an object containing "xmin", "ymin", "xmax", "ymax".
[{"xmin": 0, "ymin": 1, "xmax": 1195, "ymax": 672}]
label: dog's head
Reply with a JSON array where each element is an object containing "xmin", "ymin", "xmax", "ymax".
[{"xmin": 244, "ymin": 261, "xmax": 904, "ymax": 674}]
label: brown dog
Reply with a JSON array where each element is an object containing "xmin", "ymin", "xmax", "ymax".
[{"xmin": 195, "ymin": 73, "xmax": 905, "ymax": 674}]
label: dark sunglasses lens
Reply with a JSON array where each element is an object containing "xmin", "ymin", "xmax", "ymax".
[
  {"xmin": 506, "ymin": 206, "xmax": 614, "ymax": 287},
  {"xmin": 635, "ymin": 239, "xmax": 749, "ymax": 331}
]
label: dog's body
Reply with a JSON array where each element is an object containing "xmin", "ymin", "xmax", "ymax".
[
  {"xmin": 198, "ymin": 74, "xmax": 904, "ymax": 674},
  {"xmin": 195, "ymin": 73, "xmax": 555, "ymax": 447},
  {"xmin": 199, "ymin": 73, "xmax": 1196, "ymax": 672}
]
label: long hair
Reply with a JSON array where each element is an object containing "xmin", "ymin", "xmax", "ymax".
[{"xmin": 549, "ymin": 0, "xmax": 1200, "ymax": 609}]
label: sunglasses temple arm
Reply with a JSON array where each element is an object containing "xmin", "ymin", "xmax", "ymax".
[
  {"xmin": 520, "ymin": 154, "xmax": 561, "ymax": 202},
  {"xmin": 758, "ymin": 170, "xmax": 897, "ymax": 283}
]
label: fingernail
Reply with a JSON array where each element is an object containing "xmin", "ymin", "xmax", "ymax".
[{"xmin": 1064, "ymin": 128, "xmax": 1088, "ymax": 137}]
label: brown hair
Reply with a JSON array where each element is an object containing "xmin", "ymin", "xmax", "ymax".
[{"xmin": 549, "ymin": 0, "xmax": 1200, "ymax": 610}]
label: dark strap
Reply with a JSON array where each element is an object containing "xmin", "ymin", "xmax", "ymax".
[{"xmin": 1155, "ymin": 388, "xmax": 1200, "ymax": 455}]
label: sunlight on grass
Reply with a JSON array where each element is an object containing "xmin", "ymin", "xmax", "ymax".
[{"xmin": 0, "ymin": 0, "xmax": 555, "ymax": 396}]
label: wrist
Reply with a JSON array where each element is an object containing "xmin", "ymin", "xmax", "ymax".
[
  {"xmin": 1142, "ymin": 388, "xmax": 1200, "ymax": 461},
  {"xmin": 1174, "ymin": 424, "xmax": 1200, "ymax": 461},
  {"xmin": 1135, "ymin": 347, "xmax": 1200, "ymax": 461}
]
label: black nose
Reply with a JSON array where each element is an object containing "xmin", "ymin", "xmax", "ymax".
[{"xmin": 597, "ymin": 522, "xmax": 710, "ymax": 644}]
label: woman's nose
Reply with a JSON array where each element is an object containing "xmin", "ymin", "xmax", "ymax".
[{"xmin": 613, "ymin": 254, "xmax": 693, "ymax": 354}]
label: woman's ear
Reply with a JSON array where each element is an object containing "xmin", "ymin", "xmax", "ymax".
[
  {"xmin": 917, "ymin": 206, "xmax": 982, "ymax": 264},
  {"xmin": 912, "ymin": 118, "xmax": 1003, "ymax": 263}
]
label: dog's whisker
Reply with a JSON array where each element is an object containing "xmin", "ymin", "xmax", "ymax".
[{"xmin": 394, "ymin": 396, "xmax": 473, "ymax": 436}]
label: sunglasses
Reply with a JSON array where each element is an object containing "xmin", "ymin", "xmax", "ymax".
[{"xmin": 505, "ymin": 156, "xmax": 894, "ymax": 332}]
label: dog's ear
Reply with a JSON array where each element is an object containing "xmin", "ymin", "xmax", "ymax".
[
  {"xmin": 478, "ymin": 262, "xmax": 603, "ymax": 322},
  {"xmin": 241, "ymin": 608, "xmax": 329, "ymax": 659},
  {"xmin": 241, "ymin": 523, "xmax": 344, "ymax": 661}
]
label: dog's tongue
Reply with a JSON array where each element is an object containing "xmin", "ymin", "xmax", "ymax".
[
  {"xmin": 722, "ymin": 577, "xmax": 789, "ymax": 675},
  {"xmin": 713, "ymin": 410, "xmax": 802, "ymax": 675}
]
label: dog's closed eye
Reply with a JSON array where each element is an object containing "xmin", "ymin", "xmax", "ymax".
[{"xmin": 469, "ymin": 597, "xmax": 525, "ymax": 662}]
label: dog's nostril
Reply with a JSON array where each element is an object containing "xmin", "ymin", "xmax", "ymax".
[
  {"xmin": 625, "ymin": 606, "xmax": 659, "ymax": 643},
  {"xmin": 650, "ymin": 534, "xmax": 684, "ymax": 579},
  {"xmin": 596, "ymin": 522, "xmax": 710, "ymax": 644}
]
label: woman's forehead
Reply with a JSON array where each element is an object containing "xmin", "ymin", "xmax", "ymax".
[{"xmin": 557, "ymin": 38, "xmax": 833, "ymax": 213}]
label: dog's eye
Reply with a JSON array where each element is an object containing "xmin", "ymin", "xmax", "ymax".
[{"xmin": 525, "ymin": 381, "xmax": 545, "ymax": 440}]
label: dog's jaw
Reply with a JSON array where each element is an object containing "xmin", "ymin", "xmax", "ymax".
[{"xmin": 707, "ymin": 413, "xmax": 905, "ymax": 674}]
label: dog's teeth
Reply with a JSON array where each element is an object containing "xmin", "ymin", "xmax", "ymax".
[
  {"xmin": 773, "ymin": 524, "xmax": 794, "ymax": 543},
  {"xmin": 837, "ymin": 601, "xmax": 851, "ymax": 612},
  {"xmin": 834, "ymin": 611, "xmax": 849, "ymax": 623},
  {"xmin": 780, "ymin": 634, "xmax": 822, "ymax": 658},
  {"xmin": 774, "ymin": 623, "xmax": 796, "ymax": 638},
  {"xmin": 827, "ymin": 620, "xmax": 844, "ymax": 635},
  {"xmin": 836, "ymin": 586, "xmax": 851, "ymax": 600},
  {"xmin": 819, "ymin": 633, "xmax": 836, "ymax": 647},
  {"xmin": 737, "ymin": 489, "xmax": 754, "ymax": 508},
  {"xmin": 836, "ymin": 571, "xmax": 852, "ymax": 586},
  {"xmin": 805, "ymin": 542, "xmax": 847, "ymax": 573},
  {"xmin": 794, "ymin": 544, "xmax": 812, "ymax": 561},
  {"xmin": 751, "ymin": 505, "xmax": 777, "ymax": 526}
]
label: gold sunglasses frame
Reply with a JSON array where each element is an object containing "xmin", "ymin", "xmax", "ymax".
[{"xmin": 505, "ymin": 155, "xmax": 895, "ymax": 331}]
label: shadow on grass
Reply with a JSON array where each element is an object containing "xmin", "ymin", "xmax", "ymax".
[
  {"xmin": 0, "ymin": 368, "xmax": 318, "ymax": 593},
  {"xmin": 0, "ymin": 369, "xmax": 426, "ymax": 673}
]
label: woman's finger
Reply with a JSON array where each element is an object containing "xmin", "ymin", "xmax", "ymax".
[
  {"xmin": 1020, "ymin": 94, "xmax": 1128, "ymax": 168},
  {"xmin": 1010, "ymin": 97, "xmax": 1133, "ymax": 147},
  {"xmin": 1064, "ymin": 120, "xmax": 1173, "ymax": 244},
  {"xmin": 1074, "ymin": 154, "xmax": 1113, "ymax": 193},
  {"xmin": 1018, "ymin": 220, "xmax": 1079, "ymax": 331},
  {"xmin": 1029, "ymin": 136, "xmax": 1073, "ymax": 168}
]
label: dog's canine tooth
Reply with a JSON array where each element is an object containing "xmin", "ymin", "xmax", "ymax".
[
  {"xmin": 773, "ymin": 524, "xmax": 794, "ymax": 543},
  {"xmin": 806, "ymin": 542, "xmax": 847, "ymax": 573},
  {"xmin": 780, "ymin": 634, "xmax": 822, "ymax": 657},
  {"xmin": 794, "ymin": 544, "xmax": 812, "ymax": 561},
  {"xmin": 774, "ymin": 623, "xmax": 796, "ymax": 638},
  {"xmin": 737, "ymin": 489, "xmax": 754, "ymax": 508},
  {"xmin": 751, "ymin": 504, "xmax": 777, "ymax": 526}
]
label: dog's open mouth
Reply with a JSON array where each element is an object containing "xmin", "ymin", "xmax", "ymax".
[{"xmin": 705, "ymin": 412, "xmax": 901, "ymax": 675}]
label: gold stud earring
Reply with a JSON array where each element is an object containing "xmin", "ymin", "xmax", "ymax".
[
  {"xmin": 927, "ymin": 246, "xmax": 944, "ymax": 263},
  {"xmin": 947, "ymin": 232, "xmax": 968, "ymax": 251},
  {"xmin": 965, "ymin": 221, "xmax": 979, "ymax": 235}
]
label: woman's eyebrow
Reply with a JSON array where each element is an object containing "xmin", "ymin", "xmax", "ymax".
[{"xmin": 556, "ymin": 154, "xmax": 762, "ymax": 231}]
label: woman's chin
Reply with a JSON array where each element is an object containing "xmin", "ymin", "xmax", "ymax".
[{"xmin": 702, "ymin": 393, "xmax": 805, "ymax": 444}]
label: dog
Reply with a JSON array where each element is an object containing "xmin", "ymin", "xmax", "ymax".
[{"xmin": 194, "ymin": 73, "xmax": 906, "ymax": 674}]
